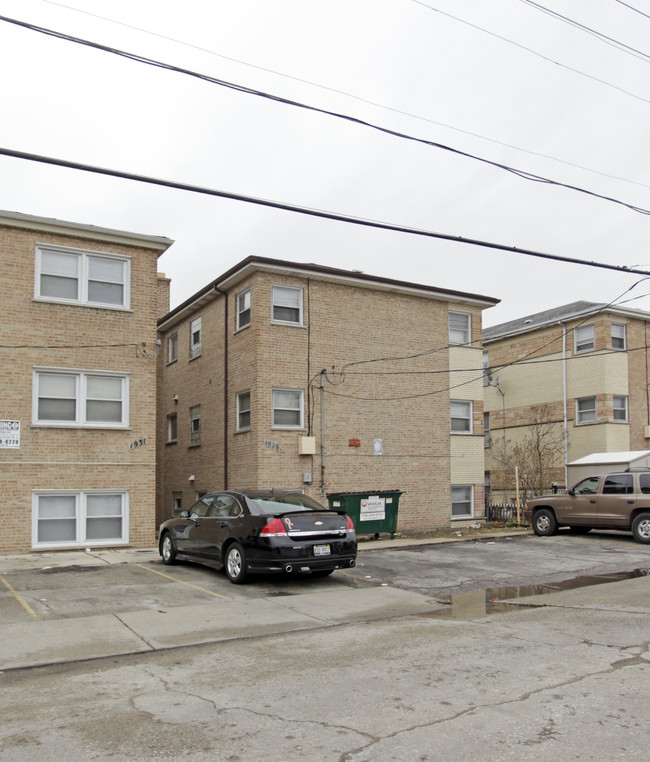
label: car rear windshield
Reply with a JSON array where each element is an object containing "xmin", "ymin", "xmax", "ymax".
[{"xmin": 251, "ymin": 494, "xmax": 327, "ymax": 514}]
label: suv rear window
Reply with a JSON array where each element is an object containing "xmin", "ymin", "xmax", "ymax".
[{"xmin": 603, "ymin": 474, "xmax": 633, "ymax": 495}]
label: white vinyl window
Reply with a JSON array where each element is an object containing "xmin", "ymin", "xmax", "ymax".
[
  {"xmin": 167, "ymin": 412, "xmax": 177, "ymax": 442},
  {"xmin": 32, "ymin": 490, "xmax": 128, "ymax": 548},
  {"xmin": 167, "ymin": 334, "xmax": 178, "ymax": 363},
  {"xmin": 237, "ymin": 289, "xmax": 251, "ymax": 329},
  {"xmin": 189, "ymin": 317, "xmax": 202, "ymax": 358},
  {"xmin": 36, "ymin": 246, "xmax": 130, "ymax": 309},
  {"xmin": 484, "ymin": 412, "xmax": 491, "ymax": 447},
  {"xmin": 237, "ymin": 391, "xmax": 251, "ymax": 430},
  {"xmin": 574, "ymin": 324, "xmax": 595, "ymax": 353},
  {"xmin": 613, "ymin": 395, "xmax": 628, "ymax": 422},
  {"xmin": 190, "ymin": 405, "xmax": 201, "ymax": 445},
  {"xmin": 172, "ymin": 492, "xmax": 183, "ymax": 514},
  {"xmin": 451, "ymin": 485, "xmax": 474, "ymax": 519},
  {"xmin": 272, "ymin": 389, "xmax": 304, "ymax": 428},
  {"xmin": 272, "ymin": 286, "xmax": 303, "ymax": 324},
  {"xmin": 449, "ymin": 311, "xmax": 471, "ymax": 345},
  {"xmin": 612, "ymin": 323, "xmax": 626, "ymax": 350},
  {"xmin": 34, "ymin": 370, "xmax": 128, "ymax": 427},
  {"xmin": 451, "ymin": 400, "xmax": 472, "ymax": 433},
  {"xmin": 576, "ymin": 396, "xmax": 597, "ymax": 424}
]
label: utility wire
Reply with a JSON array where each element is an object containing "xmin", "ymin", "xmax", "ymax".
[
  {"xmin": 615, "ymin": 1, "xmax": 650, "ymax": 21},
  {"xmin": 411, "ymin": 0, "xmax": 650, "ymax": 106},
  {"xmin": 520, "ymin": 0, "xmax": 650, "ymax": 62},
  {"xmin": 2, "ymin": 146, "xmax": 650, "ymax": 278},
  {"xmin": 34, "ymin": 0, "xmax": 650, "ymax": 193},
  {"xmin": 2, "ymin": 15, "xmax": 650, "ymax": 216}
]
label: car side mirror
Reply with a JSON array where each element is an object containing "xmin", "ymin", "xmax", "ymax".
[
  {"xmin": 567, "ymin": 488, "xmax": 575, "ymax": 496},
  {"xmin": 180, "ymin": 510, "xmax": 190, "ymax": 518}
]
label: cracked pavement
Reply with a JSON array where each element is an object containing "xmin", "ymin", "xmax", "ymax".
[{"xmin": 1, "ymin": 534, "xmax": 650, "ymax": 760}]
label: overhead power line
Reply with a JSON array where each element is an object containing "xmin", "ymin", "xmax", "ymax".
[
  {"xmin": 615, "ymin": 1, "xmax": 650, "ymax": 21},
  {"xmin": 2, "ymin": 14, "xmax": 650, "ymax": 216},
  {"xmin": 2, "ymin": 146, "xmax": 649, "ymax": 279},
  {"xmin": 36, "ymin": 0, "xmax": 650, "ymax": 192}
]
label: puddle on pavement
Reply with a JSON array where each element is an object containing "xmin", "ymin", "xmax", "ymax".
[{"xmin": 423, "ymin": 567, "xmax": 650, "ymax": 620}]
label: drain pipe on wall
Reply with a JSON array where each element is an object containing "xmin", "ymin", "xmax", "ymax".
[
  {"xmin": 215, "ymin": 285, "xmax": 229, "ymax": 489},
  {"xmin": 319, "ymin": 369, "xmax": 326, "ymax": 493},
  {"xmin": 559, "ymin": 321, "xmax": 569, "ymax": 488}
]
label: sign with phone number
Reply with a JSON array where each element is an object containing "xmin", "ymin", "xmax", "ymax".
[{"xmin": 0, "ymin": 420, "xmax": 20, "ymax": 449}]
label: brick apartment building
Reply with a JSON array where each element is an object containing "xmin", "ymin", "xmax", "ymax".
[
  {"xmin": 0, "ymin": 210, "xmax": 172, "ymax": 552},
  {"xmin": 157, "ymin": 256, "xmax": 499, "ymax": 532},
  {"xmin": 483, "ymin": 301, "xmax": 650, "ymax": 499}
]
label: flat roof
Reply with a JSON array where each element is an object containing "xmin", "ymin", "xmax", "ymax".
[{"xmin": 159, "ymin": 255, "xmax": 500, "ymax": 329}]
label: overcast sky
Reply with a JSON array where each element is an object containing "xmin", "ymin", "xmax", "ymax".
[{"xmin": 1, "ymin": 0, "xmax": 650, "ymax": 326}]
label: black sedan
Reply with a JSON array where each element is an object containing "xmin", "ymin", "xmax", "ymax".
[{"xmin": 158, "ymin": 489, "xmax": 357, "ymax": 583}]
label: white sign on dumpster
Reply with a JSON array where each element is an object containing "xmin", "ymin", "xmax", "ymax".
[
  {"xmin": 0, "ymin": 420, "xmax": 20, "ymax": 448},
  {"xmin": 360, "ymin": 495, "xmax": 385, "ymax": 521}
]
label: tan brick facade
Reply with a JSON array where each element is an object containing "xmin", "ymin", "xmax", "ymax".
[
  {"xmin": 157, "ymin": 259, "xmax": 498, "ymax": 532},
  {"xmin": 0, "ymin": 211, "xmax": 172, "ymax": 552},
  {"xmin": 484, "ymin": 304, "xmax": 650, "ymax": 499}
]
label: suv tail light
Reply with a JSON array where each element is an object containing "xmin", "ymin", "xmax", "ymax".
[
  {"xmin": 261, "ymin": 518, "xmax": 288, "ymax": 537},
  {"xmin": 346, "ymin": 515, "xmax": 355, "ymax": 532}
]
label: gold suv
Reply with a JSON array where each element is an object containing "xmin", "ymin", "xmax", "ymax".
[{"xmin": 524, "ymin": 470, "xmax": 650, "ymax": 544}]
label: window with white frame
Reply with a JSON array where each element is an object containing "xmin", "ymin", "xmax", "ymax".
[
  {"xmin": 272, "ymin": 285, "xmax": 303, "ymax": 324},
  {"xmin": 172, "ymin": 492, "xmax": 183, "ymax": 514},
  {"xmin": 613, "ymin": 395, "xmax": 628, "ymax": 422},
  {"xmin": 576, "ymin": 396, "xmax": 597, "ymax": 424},
  {"xmin": 237, "ymin": 289, "xmax": 251, "ymax": 329},
  {"xmin": 484, "ymin": 412, "xmax": 491, "ymax": 447},
  {"xmin": 272, "ymin": 389, "xmax": 303, "ymax": 428},
  {"xmin": 612, "ymin": 323, "xmax": 626, "ymax": 350},
  {"xmin": 34, "ymin": 370, "xmax": 128, "ymax": 427},
  {"xmin": 449, "ymin": 311, "xmax": 471, "ymax": 345},
  {"xmin": 574, "ymin": 324, "xmax": 595, "ymax": 353},
  {"xmin": 36, "ymin": 246, "xmax": 130, "ymax": 308},
  {"xmin": 189, "ymin": 317, "xmax": 202, "ymax": 358},
  {"xmin": 451, "ymin": 485, "xmax": 473, "ymax": 519},
  {"xmin": 167, "ymin": 412, "xmax": 177, "ymax": 442},
  {"xmin": 482, "ymin": 351, "xmax": 490, "ymax": 385},
  {"xmin": 451, "ymin": 400, "xmax": 472, "ymax": 433},
  {"xmin": 237, "ymin": 391, "xmax": 251, "ymax": 430},
  {"xmin": 33, "ymin": 490, "xmax": 128, "ymax": 547},
  {"xmin": 167, "ymin": 333, "xmax": 178, "ymax": 363},
  {"xmin": 190, "ymin": 405, "xmax": 201, "ymax": 445}
]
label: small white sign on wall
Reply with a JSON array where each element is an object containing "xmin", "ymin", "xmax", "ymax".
[{"xmin": 0, "ymin": 420, "xmax": 20, "ymax": 448}]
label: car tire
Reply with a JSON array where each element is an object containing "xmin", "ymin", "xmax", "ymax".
[
  {"xmin": 631, "ymin": 512, "xmax": 650, "ymax": 544},
  {"xmin": 224, "ymin": 542, "xmax": 248, "ymax": 584},
  {"xmin": 532, "ymin": 509, "xmax": 558, "ymax": 537},
  {"xmin": 569, "ymin": 526, "xmax": 591, "ymax": 534},
  {"xmin": 311, "ymin": 569, "xmax": 334, "ymax": 577},
  {"xmin": 160, "ymin": 532, "xmax": 177, "ymax": 565}
]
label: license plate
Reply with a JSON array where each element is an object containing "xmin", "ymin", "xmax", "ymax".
[{"xmin": 314, "ymin": 544, "xmax": 331, "ymax": 556}]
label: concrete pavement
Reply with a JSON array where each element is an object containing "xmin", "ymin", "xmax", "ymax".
[{"xmin": 0, "ymin": 531, "xmax": 527, "ymax": 671}]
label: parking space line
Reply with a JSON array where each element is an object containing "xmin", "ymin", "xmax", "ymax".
[
  {"xmin": 134, "ymin": 564, "xmax": 231, "ymax": 599},
  {"xmin": 0, "ymin": 575, "xmax": 39, "ymax": 619}
]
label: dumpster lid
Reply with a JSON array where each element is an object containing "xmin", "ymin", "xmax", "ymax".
[{"xmin": 326, "ymin": 490, "xmax": 404, "ymax": 497}]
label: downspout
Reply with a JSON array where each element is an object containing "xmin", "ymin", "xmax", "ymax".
[
  {"xmin": 215, "ymin": 286, "xmax": 229, "ymax": 489},
  {"xmin": 559, "ymin": 321, "xmax": 569, "ymax": 488}
]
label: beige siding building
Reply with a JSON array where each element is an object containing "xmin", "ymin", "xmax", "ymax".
[
  {"xmin": 0, "ymin": 210, "xmax": 172, "ymax": 552},
  {"xmin": 483, "ymin": 301, "xmax": 650, "ymax": 499},
  {"xmin": 157, "ymin": 257, "xmax": 498, "ymax": 532}
]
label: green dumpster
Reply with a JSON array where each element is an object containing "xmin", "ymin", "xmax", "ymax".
[{"xmin": 326, "ymin": 490, "xmax": 404, "ymax": 539}]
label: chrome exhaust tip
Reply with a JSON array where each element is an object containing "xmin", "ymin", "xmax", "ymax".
[
  {"xmin": 284, "ymin": 564, "xmax": 293, "ymax": 573},
  {"xmin": 349, "ymin": 559, "xmax": 356, "ymax": 568}
]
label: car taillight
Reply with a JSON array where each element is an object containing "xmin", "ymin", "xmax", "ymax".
[
  {"xmin": 346, "ymin": 515, "xmax": 355, "ymax": 532},
  {"xmin": 261, "ymin": 518, "xmax": 288, "ymax": 537}
]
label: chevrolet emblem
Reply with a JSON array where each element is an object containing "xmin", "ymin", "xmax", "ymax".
[{"xmin": 315, "ymin": 520, "xmax": 323, "ymax": 526}]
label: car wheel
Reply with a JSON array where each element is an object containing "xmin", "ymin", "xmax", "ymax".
[
  {"xmin": 631, "ymin": 513, "xmax": 650, "ymax": 544},
  {"xmin": 224, "ymin": 542, "xmax": 248, "ymax": 584},
  {"xmin": 569, "ymin": 526, "xmax": 591, "ymax": 534},
  {"xmin": 160, "ymin": 532, "xmax": 177, "ymax": 565},
  {"xmin": 311, "ymin": 569, "xmax": 334, "ymax": 577},
  {"xmin": 532, "ymin": 509, "xmax": 558, "ymax": 537}
]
